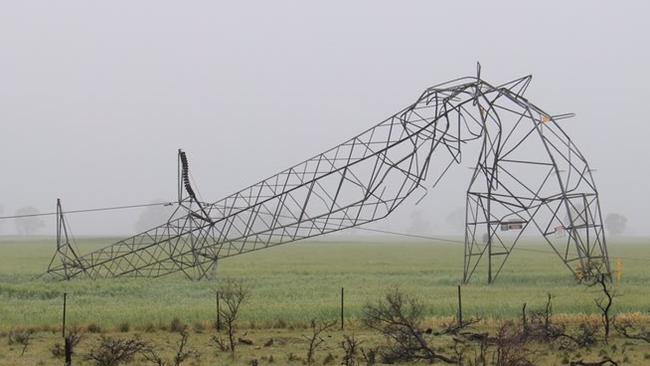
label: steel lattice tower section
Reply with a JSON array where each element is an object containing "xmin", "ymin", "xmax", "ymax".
[{"xmin": 46, "ymin": 68, "xmax": 610, "ymax": 282}]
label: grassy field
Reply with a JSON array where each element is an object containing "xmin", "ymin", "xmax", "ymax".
[
  {"xmin": 1, "ymin": 236, "xmax": 650, "ymax": 331},
  {"xmin": 0, "ymin": 236, "xmax": 650, "ymax": 365}
]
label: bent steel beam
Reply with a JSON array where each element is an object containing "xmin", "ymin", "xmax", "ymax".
[{"xmin": 46, "ymin": 68, "xmax": 609, "ymax": 282}]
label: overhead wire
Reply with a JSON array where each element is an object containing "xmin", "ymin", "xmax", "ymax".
[
  {"xmin": 0, "ymin": 201, "xmax": 176, "ymax": 220},
  {"xmin": 358, "ymin": 226, "xmax": 650, "ymax": 263}
]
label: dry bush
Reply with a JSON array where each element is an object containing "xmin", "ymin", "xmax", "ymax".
[
  {"xmin": 519, "ymin": 293, "xmax": 603, "ymax": 352},
  {"xmin": 573, "ymin": 322, "xmax": 599, "ymax": 348},
  {"xmin": 362, "ymin": 288, "xmax": 456, "ymax": 364},
  {"xmin": 211, "ymin": 278, "xmax": 250, "ymax": 355},
  {"xmin": 85, "ymin": 335, "xmax": 148, "ymax": 366},
  {"xmin": 360, "ymin": 346, "xmax": 378, "ymax": 365},
  {"xmin": 491, "ymin": 321, "xmax": 535, "ymax": 366},
  {"xmin": 51, "ymin": 327, "xmax": 83, "ymax": 359},
  {"xmin": 578, "ymin": 262, "xmax": 616, "ymax": 343},
  {"xmin": 303, "ymin": 319, "xmax": 336, "ymax": 366},
  {"xmin": 340, "ymin": 333, "xmax": 362, "ymax": 366},
  {"xmin": 8, "ymin": 329, "xmax": 34, "ymax": 356},
  {"xmin": 590, "ymin": 273, "xmax": 615, "ymax": 343},
  {"xmin": 614, "ymin": 318, "xmax": 650, "ymax": 344},
  {"xmin": 142, "ymin": 326, "xmax": 199, "ymax": 366},
  {"xmin": 524, "ymin": 293, "xmax": 566, "ymax": 342},
  {"xmin": 569, "ymin": 357, "xmax": 619, "ymax": 366},
  {"xmin": 433, "ymin": 317, "xmax": 482, "ymax": 338}
]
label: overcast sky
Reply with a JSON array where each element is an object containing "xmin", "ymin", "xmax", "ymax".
[{"xmin": 1, "ymin": 1, "xmax": 648, "ymax": 236}]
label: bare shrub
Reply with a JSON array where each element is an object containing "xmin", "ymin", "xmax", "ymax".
[
  {"xmin": 524, "ymin": 293, "xmax": 566, "ymax": 342},
  {"xmin": 569, "ymin": 357, "xmax": 619, "ymax": 366},
  {"xmin": 580, "ymin": 263, "xmax": 616, "ymax": 343},
  {"xmin": 591, "ymin": 274, "xmax": 615, "ymax": 343},
  {"xmin": 8, "ymin": 329, "xmax": 34, "ymax": 356},
  {"xmin": 238, "ymin": 335, "xmax": 254, "ymax": 345},
  {"xmin": 52, "ymin": 327, "xmax": 83, "ymax": 359},
  {"xmin": 51, "ymin": 343, "xmax": 66, "ymax": 358},
  {"xmin": 362, "ymin": 288, "xmax": 456, "ymax": 364},
  {"xmin": 451, "ymin": 338, "xmax": 472, "ymax": 366},
  {"xmin": 491, "ymin": 321, "xmax": 535, "ymax": 366},
  {"xmin": 211, "ymin": 278, "xmax": 250, "ymax": 355},
  {"xmin": 323, "ymin": 352, "xmax": 335, "ymax": 364},
  {"xmin": 577, "ymin": 322, "xmax": 600, "ymax": 348},
  {"xmin": 516, "ymin": 294, "xmax": 601, "ymax": 351},
  {"xmin": 172, "ymin": 327, "xmax": 200, "ymax": 365},
  {"xmin": 85, "ymin": 336, "xmax": 148, "ymax": 366},
  {"xmin": 341, "ymin": 333, "xmax": 362, "ymax": 366},
  {"xmin": 360, "ymin": 346, "xmax": 378, "ymax": 366},
  {"xmin": 435, "ymin": 317, "xmax": 481, "ymax": 337},
  {"xmin": 554, "ymin": 322, "xmax": 600, "ymax": 351},
  {"xmin": 303, "ymin": 319, "xmax": 336, "ymax": 366},
  {"xmin": 142, "ymin": 326, "xmax": 199, "ymax": 366},
  {"xmin": 614, "ymin": 319, "xmax": 650, "ymax": 344}
]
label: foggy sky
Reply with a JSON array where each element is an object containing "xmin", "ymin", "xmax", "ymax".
[{"xmin": 1, "ymin": 1, "xmax": 648, "ymax": 236}]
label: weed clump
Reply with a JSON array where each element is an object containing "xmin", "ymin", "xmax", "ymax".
[
  {"xmin": 170, "ymin": 317, "xmax": 185, "ymax": 333},
  {"xmin": 118, "ymin": 321, "xmax": 130, "ymax": 333},
  {"xmin": 87, "ymin": 323, "xmax": 102, "ymax": 334},
  {"xmin": 8, "ymin": 329, "xmax": 34, "ymax": 356}
]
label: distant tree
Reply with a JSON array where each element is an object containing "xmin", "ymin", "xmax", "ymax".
[
  {"xmin": 135, "ymin": 201, "xmax": 173, "ymax": 233},
  {"xmin": 0, "ymin": 204, "xmax": 4, "ymax": 234},
  {"xmin": 14, "ymin": 206, "xmax": 45, "ymax": 235},
  {"xmin": 604, "ymin": 213, "xmax": 627, "ymax": 236}
]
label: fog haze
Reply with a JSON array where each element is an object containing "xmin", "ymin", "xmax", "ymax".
[{"xmin": 1, "ymin": 1, "xmax": 648, "ymax": 236}]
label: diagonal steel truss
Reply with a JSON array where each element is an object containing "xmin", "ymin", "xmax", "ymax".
[{"xmin": 46, "ymin": 67, "xmax": 610, "ymax": 282}]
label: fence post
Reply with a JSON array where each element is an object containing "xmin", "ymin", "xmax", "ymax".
[
  {"xmin": 63, "ymin": 292, "xmax": 72, "ymax": 365},
  {"xmin": 522, "ymin": 303, "xmax": 527, "ymax": 334},
  {"xmin": 65, "ymin": 337, "xmax": 72, "ymax": 366},
  {"xmin": 457, "ymin": 285, "xmax": 463, "ymax": 326},
  {"xmin": 216, "ymin": 291, "xmax": 221, "ymax": 332},
  {"xmin": 62, "ymin": 292, "xmax": 67, "ymax": 338},
  {"xmin": 340, "ymin": 287, "xmax": 344, "ymax": 331}
]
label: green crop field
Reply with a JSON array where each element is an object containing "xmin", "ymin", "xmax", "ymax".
[
  {"xmin": 1, "ymin": 236, "xmax": 650, "ymax": 330},
  {"xmin": 1, "ymin": 236, "xmax": 650, "ymax": 365}
]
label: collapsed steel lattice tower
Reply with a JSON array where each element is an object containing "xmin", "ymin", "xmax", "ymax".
[{"xmin": 47, "ymin": 66, "xmax": 610, "ymax": 282}]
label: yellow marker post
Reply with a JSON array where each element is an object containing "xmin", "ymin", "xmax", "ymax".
[{"xmin": 615, "ymin": 258, "xmax": 623, "ymax": 283}]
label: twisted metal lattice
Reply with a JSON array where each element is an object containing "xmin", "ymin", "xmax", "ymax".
[{"xmin": 47, "ymin": 67, "xmax": 609, "ymax": 282}]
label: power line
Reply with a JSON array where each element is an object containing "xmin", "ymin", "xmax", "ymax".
[
  {"xmin": 357, "ymin": 227, "xmax": 465, "ymax": 244},
  {"xmin": 358, "ymin": 227, "xmax": 650, "ymax": 262},
  {"xmin": 0, "ymin": 201, "xmax": 175, "ymax": 221},
  {"xmin": 357, "ymin": 227, "xmax": 554, "ymax": 255}
]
